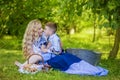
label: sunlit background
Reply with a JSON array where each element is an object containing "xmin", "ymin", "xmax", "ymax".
[{"xmin": 0, "ymin": 0, "xmax": 120, "ymax": 80}]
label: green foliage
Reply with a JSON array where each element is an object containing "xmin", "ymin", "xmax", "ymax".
[
  {"xmin": 1, "ymin": 0, "xmax": 120, "ymax": 37},
  {"xmin": 0, "ymin": 0, "xmax": 55, "ymax": 37},
  {"xmin": 0, "ymin": 0, "xmax": 120, "ymax": 59},
  {"xmin": 1, "ymin": 1, "xmax": 120, "ymax": 79}
]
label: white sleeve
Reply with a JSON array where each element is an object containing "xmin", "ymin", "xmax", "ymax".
[
  {"xmin": 53, "ymin": 38, "xmax": 61, "ymax": 52},
  {"xmin": 47, "ymin": 38, "xmax": 61, "ymax": 54}
]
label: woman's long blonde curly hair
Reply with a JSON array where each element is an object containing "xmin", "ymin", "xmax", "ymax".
[{"xmin": 22, "ymin": 19, "xmax": 42, "ymax": 59}]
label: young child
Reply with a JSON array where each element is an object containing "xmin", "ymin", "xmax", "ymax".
[{"xmin": 40, "ymin": 22, "xmax": 62, "ymax": 62}]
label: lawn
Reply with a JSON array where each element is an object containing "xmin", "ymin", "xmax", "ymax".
[
  {"xmin": 0, "ymin": 49, "xmax": 120, "ymax": 80},
  {"xmin": 0, "ymin": 31, "xmax": 120, "ymax": 80}
]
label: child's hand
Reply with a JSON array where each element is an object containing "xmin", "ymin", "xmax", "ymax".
[
  {"xmin": 41, "ymin": 45, "xmax": 45, "ymax": 51},
  {"xmin": 41, "ymin": 45, "xmax": 48, "ymax": 53}
]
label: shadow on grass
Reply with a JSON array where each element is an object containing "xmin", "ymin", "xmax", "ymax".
[{"xmin": 100, "ymin": 59, "xmax": 120, "ymax": 76}]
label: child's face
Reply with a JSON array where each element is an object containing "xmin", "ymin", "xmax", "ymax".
[{"xmin": 44, "ymin": 26, "xmax": 53, "ymax": 36}]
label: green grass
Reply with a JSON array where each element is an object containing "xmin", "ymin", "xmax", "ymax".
[
  {"xmin": 0, "ymin": 30, "xmax": 120, "ymax": 80},
  {"xmin": 0, "ymin": 49, "xmax": 120, "ymax": 80}
]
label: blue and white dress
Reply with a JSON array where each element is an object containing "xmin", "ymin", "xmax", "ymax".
[{"xmin": 47, "ymin": 53, "xmax": 108, "ymax": 76}]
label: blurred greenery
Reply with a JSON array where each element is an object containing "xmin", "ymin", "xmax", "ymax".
[
  {"xmin": 1, "ymin": 0, "xmax": 120, "ymax": 37},
  {"xmin": 0, "ymin": 0, "xmax": 120, "ymax": 79}
]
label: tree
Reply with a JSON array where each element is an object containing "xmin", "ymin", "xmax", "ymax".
[
  {"xmin": 108, "ymin": 6, "xmax": 120, "ymax": 59},
  {"xmin": 86, "ymin": 0, "xmax": 120, "ymax": 59},
  {"xmin": 101, "ymin": 0, "xmax": 120, "ymax": 59},
  {"xmin": 0, "ymin": 0, "xmax": 54, "ymax": 38}
]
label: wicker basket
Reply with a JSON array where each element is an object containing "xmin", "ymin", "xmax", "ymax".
[
  {"xmin": 23, "ymin": 54, "xmax": 44, "ymax": 72},
  {"xmin": 27, "ymin": 54, "xmax": 44, "ymax": 64}
]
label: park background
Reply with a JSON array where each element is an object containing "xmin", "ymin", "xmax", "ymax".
[{"xmin": 0, "ymin": 0, "xmax": 120, "ymax": 80}]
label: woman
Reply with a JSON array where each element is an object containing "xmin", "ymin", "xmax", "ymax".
[
  {"xmin": 15, "ymin": 19, "xmax": 60, "ymax": 71},
  {"xmin": 22, "ymin": 19, "xmax": 44, "ymax": 58},
  {"xmin": 15, "ymin": 19, "xmax": 46, "ymax": 67}
]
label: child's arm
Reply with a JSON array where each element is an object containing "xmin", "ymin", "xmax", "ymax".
[
  {"xmin": 41, "ymin": 38, "xmax": 61, "ymax": 54},
  {"xmin": 48, "ymin": 38, "xmax": 61, "ymax": 54},
  {"xmin": 41, "ymin": 42, "xmax": 52, "ymax": 53}
]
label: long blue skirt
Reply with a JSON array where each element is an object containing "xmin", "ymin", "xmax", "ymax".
[{"xmin": 47, "ymin": 53, "xmax": 108, "ymax": 76}]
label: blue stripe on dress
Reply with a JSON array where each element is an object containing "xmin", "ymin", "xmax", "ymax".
[
  {"xmin": 47, "ymin": 53, "xmax": 81, "ymax": 71},
  {"xmin": 47, "ymin": 52, "xmax": 108, "ymax": 76}
]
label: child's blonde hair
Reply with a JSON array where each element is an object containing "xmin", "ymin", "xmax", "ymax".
[{"xmin": 22, "ymin": 19, "xmax": 42, "ymax": 58}]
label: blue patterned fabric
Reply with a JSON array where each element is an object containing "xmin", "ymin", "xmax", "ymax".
[
  {"xmin": 47, "ymin": 53, "xmax": 81, "ymax": 71},
  {"xmin": 47, "ymin": 53, "xmax": 108, "ymax": 76},
  {"xmin": 34, "ymin": 33, "xmax": 47, "ymax": 48}
]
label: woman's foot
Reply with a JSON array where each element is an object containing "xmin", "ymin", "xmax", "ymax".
[
  {"xmin": 15, "ymin": 61, "xmax": 22, "ymax": 68},
  {"xmin": 44, "ymin": 64, "xmax": 51, "ymax": 68}
]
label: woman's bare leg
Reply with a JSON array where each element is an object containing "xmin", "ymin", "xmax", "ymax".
[
  {"xmin": 15, "ymin": 61, "xmax": 23, "ymax": 68},
  {"xmin": 15, "ymin": 61, "xmax": 28, "ymax": 68},
  {"xmin": 15, "ymin": 54, "xmax": 42, "ymax": 68}
]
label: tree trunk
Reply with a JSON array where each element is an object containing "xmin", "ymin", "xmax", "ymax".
[
  {"xmin": 108, "ymin": 27, "xmax": 120, "ymax": 59},
  {"xmin": 92, "ymin": 14, "xmax": 96, "ymax": 42}
]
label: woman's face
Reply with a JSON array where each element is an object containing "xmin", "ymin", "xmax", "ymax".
[
  {"xmin": 37, "ymin": 25, "xmax": 43, "ymax": 36},
  {"xmin": 38, "ymin": 27, "xmax": 43, "ymax": 36}
]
